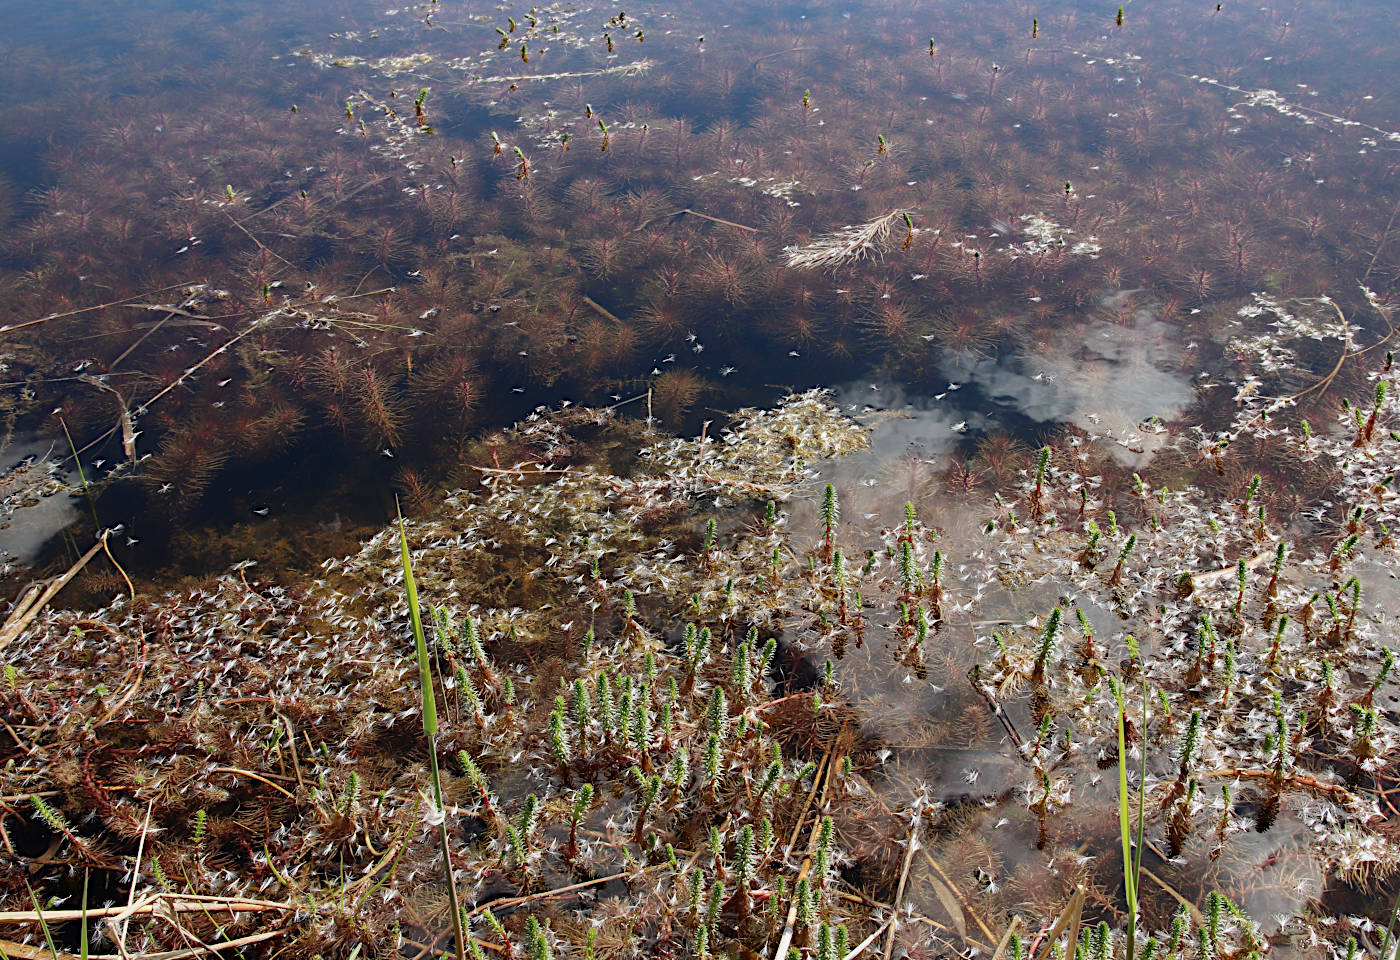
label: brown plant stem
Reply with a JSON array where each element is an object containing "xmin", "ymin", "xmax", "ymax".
[
  {"xmin": 1, "ymin": 282, "xmax": 201, "ymax": 335},
  {"xmin": 207, "ymin": 767, "xmax": 298, "ymax": 801},
  {"xmin": 772, "ymin": 746, "xmax": 836, "ymax": 960},
  {"xmin": 883, "ymin": 811, "xmax": 920, "ymax": 960},
  {"xmin": 0, "ymin": 535, "xmax": 107, "ymax": 653},
  {"xmin": 0, "ymin": 894, "xmax": 290, "ymax": 924},
  {"xmin": 1200, "ymin": 768, "xmax": 1360, "ymax": 803}
]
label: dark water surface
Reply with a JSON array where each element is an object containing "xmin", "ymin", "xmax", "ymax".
[{"xmin": 1, "ymin": 0, "xmax": 1397, "ymax": 584}]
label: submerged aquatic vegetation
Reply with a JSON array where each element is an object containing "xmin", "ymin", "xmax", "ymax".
[
  {"xmin": 4, "ymin": 0, "xmax": 1399, "ymax": 585},
  {"xmin": 0, "ymin": 373, "xmax": 1397, "ymax": 956}
]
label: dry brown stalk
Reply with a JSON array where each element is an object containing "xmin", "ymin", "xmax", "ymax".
[
  {"xmin": 863, "ymin": 788, "xmax": 997, "ymax": 948},
  {"xmin": 1, "ymin": 723, "xmax": 38, "ymax": 759},
  {"xmin": 581, "ymin": 295, "xmax": 623, "ymax": 323},
  {"xmin": 0, "ymin": 936, "xmax": 70, "ymax": 960},
  {"xmin": 207, "ymin": 767, "xmax": 298, "ymax": 801},
  {"xmin": 468, "ymin": 867, "xmax": 664, "ymax": 917},
  {"xmin": 0, "ymin": 282, "xmax": 200, "ymax": 335},
  {"xmin": 1201, "ymin": 768, "xmax": 1360, "ymax": 804},
  {"xmin": 0, "ymin": 896, "xmax": 289, "ymax": 924},
  {"xmin": 677, "ymin": 208, "xmax": 758, "ymax": 232},
  {"xmin": 843, "ymin": 918, "xmax": 893, "ymax": 960},
  {"xmin": 279, "ymin": 714, "xmax": 306, "ymax": 791},
  {"xmin": 133, "ymin": 321, "xmax": 269, "ymax": 418},
  {"xmin": 833, "ymin": 889, "xmax": 966, "ymax": 941},
  {"xmin": 783, "ymin": 748, "xmax": 832, "ymax": 858},
  {"xmin": 112, "ymin": 799, "xmax": 155, "ymax": 957},
  {"xmin": 111, "ymin": 927, "xmax": 285, "ymax": 960},
  {"xmin": 0, "ymin": 535, "xmax": 107, "ymax": 653},
  {"xmin": 1027, "ymin": 885, "xmax": 1084, "ymax": 960},
  {"xmin": 223, "ymin": 212, "xmax": 295, "ymax": 269},
  {"xmin": 991, "ymin": 916, "xmax": 1025, "ymax": 960},
  {"xmin": 916, "ymin": 849, "xmax": 974, "ymax": 941},
  {"xmin": 1138, "ymin": 867, "xmax": 1205, "ymax": 925},
  {"xmin": 772, "ymin": 747, "xmax": 836, "ymax": 960},
  {"xmin": 883, "ymin": 810, "xmax": 920, "ymax": 960},
  {"xmin": 1193, "ymin": 551, "xmax": 1272, "ymax": 588}
]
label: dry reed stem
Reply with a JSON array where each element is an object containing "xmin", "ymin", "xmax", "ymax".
[
  {"xmin": 863, "ymin": 778, "xmax": 998, "ymax": 947},
  {"xmin": 772, "ymin": 747, "xmax": 836, "ymax": 960},
  {"xmin": 1201, "ymin": 768, "xmax": 1360, "ymax": 803},
  {"xmin": 784, "ymin": 748, "xmax": 832, "ymax": 858},
  {"xmin": 1138, "ymin": 867, "xmax": 1205, "ymax": 926},
  {"xmin": 0, "ymin": 535, "xmax": 107, "ymax": 653},
  {"xmin": 0, "ymin": 282, "xmax": 199, "ymax": 335},
  {"xmin": 1027, "ymin": 885, "xmax": 1084, "ymax": 960},
  {"xmin": 468, "ymin": 866, "xmax": 666, "ymax": 917},
  {"xmin": 1061, "ymin": 887, "xmax": 1086, "ymax": 960},
  {"xmin": 133, "ymin": 321, "xmax": 269, "ymax": 418},
  {"xmin": 991, "ymin": 916, "xmax": 1025, "ymax": 960},
  {"xmin": 1192, "ymin": 551, "xmax": 1272, "ymax": 588},
  {"xmin": 279, "ymin": 714, "xmax": 305, "ymax": 792},
  {"xmin": 0, "ymin": 896, "xmax": 289, "ymax": 924},
  {"xmin": 77, "ymin": 375, "xmax": 138, "ymax": 461},
  {"xmin": 223, "ymin": 212, "xmax": 295, "ymax": 270},
  {"xmin": 207, "ymin": 767, "xmax": 298, "ymax": 801},
  {"xmin": 833, "ymin": 890, "xmax": 962, "ymax": 939},
  {"xmin": 1290, "ymin": 312, "xmax": 1350, "ymax": 406},
  {"xmin": 0, "ymin": 935, "xmax": 70, "ymax": 959},
  {"xmin": 0, "ymin": 896, "xmax": 288, "ymax": 960},
  {"xmin": 677, "ymin": 209, "xmax": 758, "ymax": 232},
  {"xmin": 114, "ymin": 927, "xmax": 285, "ymax": 960},
  {"xmin": 966, "ymin": 669, "xmax": 1024, "ymax": 749},
  {"xmin": 917, "ymin": 849, "xmax": 976, "ymax": 941},
  {"xmin": 883, "ymin": 810, "xmax": 921, "ymax": 960},
  {"xmin": 581, "ymin": 296, "xmax": 623, "ymax": 324},
  {"xmin": 112, "ymin": 799, "xmax": 155, "ymax": 958},
  {"xmin": 1, "ymin": 722, "xmax": 38, "ymax": 759},
  {"xmin": 843, "ymin": 918, "xmax": 893, "ymax": 960}
]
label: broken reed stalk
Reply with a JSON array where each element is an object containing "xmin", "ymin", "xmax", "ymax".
[
  {"xmin": 0, "ymin": 281, "xmax": 200, "ymax": 335},
  {"xmin": 772, "ymin": 749, "xmax": 834, "ymax": 960},
  {"xmin": 113, "ymin": 799, "xmax": 155, "ymax": 956},
  {"xmin": 0, "ymin": 894, "xmax": 291, "ymax": 925},
  {"xmin": 0, "ymin": 534, "xmax": 107, "ymax": 653},
  {"xmin": 398, "ymin": 513, "xmax": 468, "ymax": 960},
  {"xmin": 843, "ymin": 918, "xmax": 894, "ymax": 960},
  {"xmin": 884, "ymin": 810, "xmax": 921, "ymax": 960},
  {"xmin": 990, "ymin": 917, "xmax": 1025, "ymax": 960},
  {"xmin": 920, "ymin": 847, "xmax": 996, "ymax": 944},
  {"xmin": 1024, "ymin": 887, "xmax": 1085, "ymax": 960},
  {"xmin": 860, "ymin": 780, "xmax": 994, "ymax": 948},
  {"xmin": 833, "ymin": 889, "xmax": 962, "ymax": 940}
]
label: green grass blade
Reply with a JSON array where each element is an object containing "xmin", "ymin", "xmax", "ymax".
[
  {"xmin": 1131, "ymin": 679, "xmax": 1150, "ymax": 960},
  {"xmin": 1383, "ymin": 883, "xmax": 1400, "ymax": 960},
  {"xmin": 25, "ymin": 881, "xmax": 61, "ymax": 960},
  {"xmin": 62, "ymin": 417, "xmax": 101, "ymax": 529},
  {"xmin": 397, "ymin": 512, "xmax": 465, "ymax": 960},
  {"xmin": 399, "ymin": 514, "xmax": 438, "ymax": 741},
  {"xmin": 80, "ymin": 868, "xmax": 90, "ymax": 960},
  {"xmin": 1113, "ymin": 679, "xmax": 1138, "ymax": 958}
]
